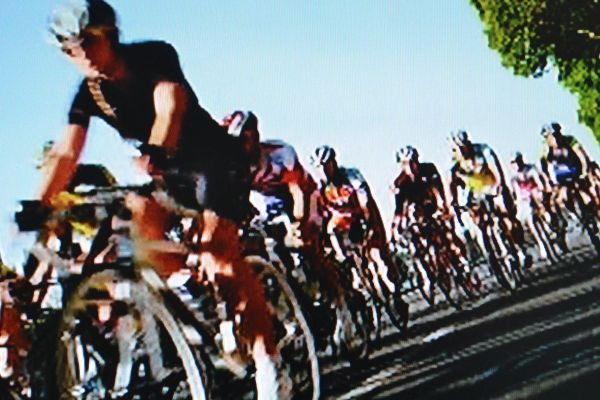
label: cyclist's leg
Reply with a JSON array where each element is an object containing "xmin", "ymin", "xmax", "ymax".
[
  {"xmin": 113, "ymin": 314, "xmax": 137, "ymax": 393},
  {"xmin": 526, "ymin": 210, "xmax": 548, "ymax": 260},
  {"xmin": 326, "ymin": 217, "xmax": 346, "ymax": 261},
  {"xmin": 299, "ymin": 215, "xmax": 344, "ymax": 304},
  {"xmin": 126, "ymin": 194, "xmax": 187, "ymax": 278},
  {"xmin": 498, "ymin": 194, "xmax": 531, "ymax": 266},
  {"xmin": 367, "ymin": 247, "xmax": 396, "ymax": 294},
  {"xmin": 198, "ymin": 151, "xmax": 288, "ymax": 398},
  {"xmin": 204, "ymin": 215, "xmax": 281, "ymax": 399},
  {"xmin": 0, "ymin": 302, "xmax": 28, "ymax": 382},
  {"xmin": 367, "ymin": 243, "xmax": 409, "ymax": 328}
]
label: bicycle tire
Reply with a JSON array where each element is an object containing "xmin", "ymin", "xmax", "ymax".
[{"xmin": 55, "ymin": 268, "xmax": 211, "ymax": 400}]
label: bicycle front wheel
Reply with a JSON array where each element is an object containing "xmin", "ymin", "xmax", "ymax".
[
  {"xmin": 55, "ymin": 268, "xmax": 211, "ymax": 400},
  {"xmin": 246, "ymin": 255, "xmax": 320, "ymax": 400}
]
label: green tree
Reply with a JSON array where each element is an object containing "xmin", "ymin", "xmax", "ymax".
[{"xmin": 469, "ymin": 0, "xmax": 600, "ymax": 141}]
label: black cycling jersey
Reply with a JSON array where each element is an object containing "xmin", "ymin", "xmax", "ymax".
[
  {"xmin": 544, "ymin": 137, "xmax": 583, "ymax": 176},
  {"xmin": 68, "ymin": 40, "xmax": 249, "ymax": 221},
  {"xmin": 393, "ymin": 162, "xmax": 443, "ymax": 214},
  {"xmin": 68, "ymin": 40, "xmax": 234, "ymax": 163}
]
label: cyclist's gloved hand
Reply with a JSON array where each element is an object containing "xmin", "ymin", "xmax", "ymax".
[
  {"xmin": 14, "ymin": 200, "xmax": 51, "ymax": 231},
  {"xmin": 137, "ymin": 144, "xmax": 174, "ymax": 170}
]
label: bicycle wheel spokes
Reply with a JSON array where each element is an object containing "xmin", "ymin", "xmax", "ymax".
[{"xmin": 56, "ymin": 269, "xmax": 211, "ymax": 400}]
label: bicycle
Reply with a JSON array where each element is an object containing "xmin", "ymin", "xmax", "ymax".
[
  {"xmin": 463, "ymin": 194, "xmax": 530, "ymax": 291},
  {"xmin": 242, "ymin": 193, "xmax": 368, "ymax": 364},
  {"xmin": 404, "ymin": 210, "xmax": 478, "ymax": 309},
  {"xmin": 554, "ymin": 177, "xmax": 600, "ymax": 257},
  {"xmin": 327, "ymin": 216, "xmax": 408, "ymax": 344},
  {"xmin": 12, "ymin": 184, "xmax": 320, "ymax": 399}
]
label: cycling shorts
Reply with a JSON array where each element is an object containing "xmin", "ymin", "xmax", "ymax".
[
  {"xmin": 466, "ymin": 173, "xmax": 497, "ymax": 195},
  {"xmin": 516, "ymin": 181, "xmax": 539, "ymax": 201},
  {"xmin": 162, "ymin": 149, "xmax": 251, "ymax": 223},
  {"xmin": 554, "ymin": 164, "xmax": 580, "ymax": 185}
]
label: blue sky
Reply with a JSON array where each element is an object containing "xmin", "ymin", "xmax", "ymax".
[{"xmin": 1, "ymin": 0, "xmax": 597, "ymax": 264}]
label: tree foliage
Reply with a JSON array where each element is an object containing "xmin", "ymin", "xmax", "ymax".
[{"xmin": 470, "ymin": 0, "xmax": 600, "ymax": 140}]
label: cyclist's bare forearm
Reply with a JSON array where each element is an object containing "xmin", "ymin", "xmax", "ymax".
[
  {"xmin": 288, "ymin": 182, "xmax": 305, "ymax": 220},
  {"xmin": 148, "ymin": 81, "xmax": 188, "ymax": 150},
  {"xmin": 38, "ymin": 124, "xmax": 86, "ymax": 204}
]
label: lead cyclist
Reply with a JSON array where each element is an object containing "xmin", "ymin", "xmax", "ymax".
[{"xmin": 39, "ymin": 1, "xmax": 284, "ymax": 397}]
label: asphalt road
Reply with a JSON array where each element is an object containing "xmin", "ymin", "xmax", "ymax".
[
  {"xmin": 320, "ymin": 238, "xmax": 600, "ymax": 399},
  {"xmin": 3, "ymin": 233, "xmax": 599, "ymax": 400}
]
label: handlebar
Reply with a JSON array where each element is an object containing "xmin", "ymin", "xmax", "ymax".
[{"xmin": 14, "ymin": 184, "xmax": 155, "ymax": 232}]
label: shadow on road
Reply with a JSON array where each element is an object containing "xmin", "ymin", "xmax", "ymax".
[{"xmin": 322, "ymin": 245, "xmax": 600, "ymax": 399}]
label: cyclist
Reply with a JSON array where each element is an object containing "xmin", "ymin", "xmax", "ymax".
[
  {"xmin": 41, "ymin": 1, "xmax": 281, "ymax": 397},
  {"xmin": 222, "ymin": 111, "xmax": 344, "ymax": 300},
  {"xmin": 311, "ymin": 145, "xmax": 409, "ymax": 331},
  {"xmin": 391, "ymin": 146, "xmax": 446, "ymax": 236},
  {"xmin": 540, "ymin": 123, "xmax": 596, "ymax": 213},
  {"xmin": 222, "ymin": 111, "xmax": 318, "ymax": 235},
  {"xmin": 509, "ymin": 151, "xmax": 553, "ymax": 260},
  {"xmin": 448, "ymin": 130, "xmax": 532, "ymax": 269},
  {"xmin": 391, "ymin": 146, "xmax": 474, "ymax": 297},
  {"xmin": 0, "ymin": 141, "xmax": 121, "ymax": 391}
]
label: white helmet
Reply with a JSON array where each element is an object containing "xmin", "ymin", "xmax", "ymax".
[
  {"xmin": 223, "ymin": 110, "xmax": 258, "ymax": 137},
  {"xmin": 395, "ymin": 145, "xmax": 419, "ymax": 163},
  {"xmin": 48, "ymin": 0, "xmax": 118, "ymax": 48},
  {"xmin": 311, "ymin": 145, "xmax": 336, "ymax": 165}
]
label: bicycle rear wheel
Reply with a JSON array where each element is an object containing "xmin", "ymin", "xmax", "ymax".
[
  {"xmin": 485, "ymin": 229, "xmax": 520, "ymax": 291},
  {"xmin": 413, "ymin": 257, "xmax": 436, "ymax": 307}
]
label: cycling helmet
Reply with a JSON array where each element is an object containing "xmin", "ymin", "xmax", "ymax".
[
  {"xmin": 223, "ymin": 110, "xmax": 258, "ymax": 137},
  {"xmin": 48, "ymin": 0, "xmax": 118, "ymax": 48},
  {"xmin": 540, "ymin": 124, "xmax": 553, "ymax": 137},
  {"xmin": 311, "ymin": 145, "xmax": 336, "ymax": 165},
  {"xmin": 451, "ymin": 130, "xmax": 469, "ymax": 146},
  {"xmin": 541, "ymin": 122, "xmax": 562, "ymax": 137},
  {"xmin": 510, "ymin": 151, "xmax": 524, "ymax": 164},
  {"xmin": 395, "ymin": 145, "xmax": 419, "ymax": 163}
]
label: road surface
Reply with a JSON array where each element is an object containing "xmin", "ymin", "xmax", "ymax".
[{"xmin": 321, "ymin": 240, "xmax": 600, "ymax": 399}]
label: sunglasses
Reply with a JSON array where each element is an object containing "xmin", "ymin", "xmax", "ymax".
[{"xmin": 56, "ymin": 29, "xmax": 106, "ymax": 56}]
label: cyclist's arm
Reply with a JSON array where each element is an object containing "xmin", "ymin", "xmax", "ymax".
[
  {"xmin": 38, "ymin": 124, "xmax": 87, "ymax": 205},
  {"xmin": 280, "ymin": 149, "xmax": 308, "ymax": 221},
  {"xmin": 148, "ymin": 81, "xmax": 188, "ymax": 151},
  {"xmin": 531, "ymin": 167, "xmax": 546, "ymax": 192},
  {"xmin": 485, "ymin": 148, "xmax": 505, "ymax": 191},
  {"xmin": 392, "ymin": 192, "xmax": 408, "ymax": 232},
  {"xmin": 288, "ymin": 182, "xmax": 305, "ymax": 220},
  {"xmin": 355, "ymin": 186, "xmax": 371, "ymax": 222},
  {"xmin": 364, "ymin": 189, "xmax": 389, "ymax": 243},
  {"xmin": 448, "ymin": 167, "xmax": 462, "ymax": 206},
  {"xmin": 510, "ymin": 178, "xmax": 521, "ymax": 201},
  {"xmin": 432, "ymin": 185, "xmax": 446, "ymax": 212},
  {"xmin": 573, "ymin": 144, "xmax": 589, "ymax": 174},
  {"xmin": 431, "ymin": 165, "xmax": 447, "ymax": 209}
]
